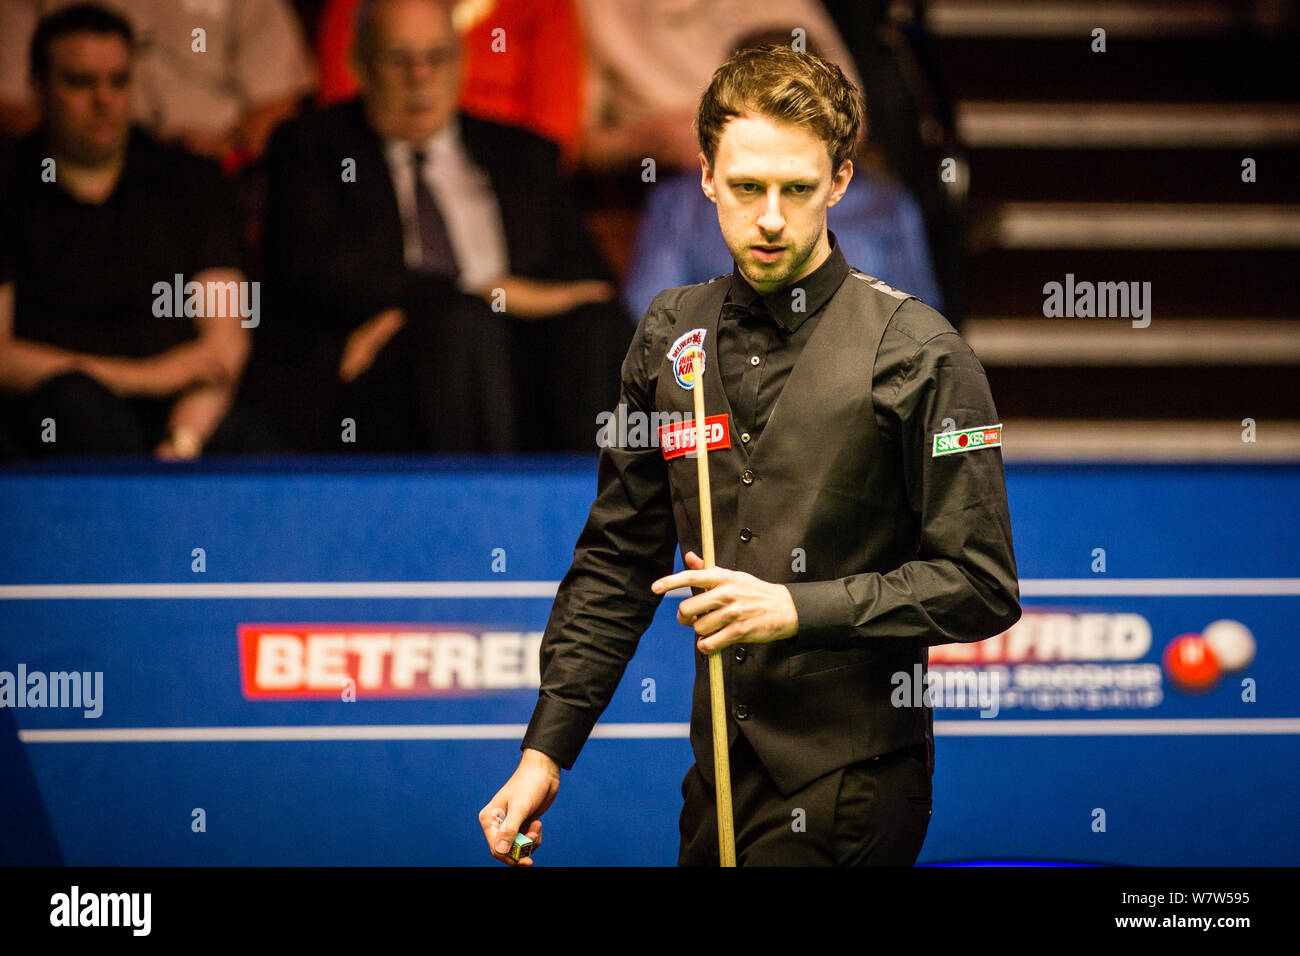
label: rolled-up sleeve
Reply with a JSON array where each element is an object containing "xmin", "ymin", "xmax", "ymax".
[
  {"xmin": 784, "ymin": 301, "xmax": 1021, "ymax": 646},
  {"xmin": 520, "ymin": 299, "xmax": 680, "ymax": 768}
]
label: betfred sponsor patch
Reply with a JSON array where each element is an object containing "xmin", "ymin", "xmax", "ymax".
[
  {"xmin": 659, "ymin": 413, "xmax": 730, "ymax": 460},
  {"xmin": 238, "ymin": 625, "xmax": 542, "ymax": 699},
  {"xmin": 932, "ymin": 423, "xmax": 1002, "ymax": 457}
]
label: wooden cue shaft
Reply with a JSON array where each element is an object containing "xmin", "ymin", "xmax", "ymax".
[{"xmin": 691, "ymin": 350, "xmax": 737, "ymax": 868}]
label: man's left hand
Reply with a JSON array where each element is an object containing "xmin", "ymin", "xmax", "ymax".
[
  {"xmin": 651, "ymin": 551, "xmax": 799, "ymax": 654},
  {"xmin": 477, "ymin": 276, "xmax": 615, "ymax": 319},
  {"xmin": 339, "ymin": 308, "xmax": 405, "ymax": 383}
]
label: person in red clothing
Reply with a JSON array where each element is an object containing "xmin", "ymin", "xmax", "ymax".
[{"xmin": 316, "ymin": 0, "xmax": 584, "ymax": 167}]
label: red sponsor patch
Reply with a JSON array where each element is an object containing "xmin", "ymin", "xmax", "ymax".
[
  {"xmin": 238, "ymin": 624, "xmax": 542, "ymax": 699},
  {"xmin": 659, "ymin": 413, "xmax": 730, "ymax": 460}
]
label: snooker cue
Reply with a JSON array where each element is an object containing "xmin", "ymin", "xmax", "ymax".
[{"xmin": 691, "ymin": 350, "xmax": 737, "ymax": 868}]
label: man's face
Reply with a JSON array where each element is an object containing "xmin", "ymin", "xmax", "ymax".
[
  {"xmin": 37, "ymin": 32, "xmax": 132, "ymax": 165},
  {"xmin": 359, "ymin": 0, "xmax": 462, "ymax": 142},
  {"xmin": 701, "ymin": 113, "xmax": 853, "ymax": 293}
]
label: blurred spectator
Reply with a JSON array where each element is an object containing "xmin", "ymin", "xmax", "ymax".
[
  {"xmin": 315, "ymin": 0, "xmax": 585, "ymax": 167},
  {"xmin": 0, "ymin": 0, "xmax": 316, "ymax": 166},
  {"xmin": 257, "ymin": 0, "xmax": 629, "ymax": 452},
  {"xmin": 623, "ymin": 164, "xmax": 942, "ymax": 319},
  {"xmin": 0, "ymin": 4, "xmax": 267, "ymax": 461},
  {"xmin": 575, "ymin": 0, "xmax": 862, "ymax": 172}
]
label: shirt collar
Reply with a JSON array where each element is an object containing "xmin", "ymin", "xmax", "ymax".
[
  {"xmin": 726, "ymin": 230, "xmax": 850, "ymax": 333},
  {"xmin": 30, "ymin": 124, "xmax": 151, "ymax": 203},
  {"xmin": 384, "ymin": 115, "xmax": 461, "ymax": 165}
]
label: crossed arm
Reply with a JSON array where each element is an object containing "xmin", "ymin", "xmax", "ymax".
[{"xmin": 0, "ymin": 269, "xmax": 251, "ymax": 457}]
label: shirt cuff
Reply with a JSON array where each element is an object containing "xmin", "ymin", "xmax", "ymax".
[
  {"xmin": 520, "ymin": 694, "xmax": 600, "ymax": 770},
  {"xmin": 785, "ymin": 579, "xmax": 856, "ymax": 639}
]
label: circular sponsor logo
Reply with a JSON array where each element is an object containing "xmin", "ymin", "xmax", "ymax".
[{"xmin": 674, "ymin": 346, "xmax": 705, "ymax": 389}]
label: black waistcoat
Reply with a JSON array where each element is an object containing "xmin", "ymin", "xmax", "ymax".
[{"xmin": 651, "ymin": 272, "xmax": 932, "ymax": 797}]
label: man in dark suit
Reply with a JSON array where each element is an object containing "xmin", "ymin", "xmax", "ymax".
[
  {"xmin": 480, "ymin": 44, "xmax": 1021, "ymax": 865},
  {"xmin": 258, "ymin": 0, "xmax": 630, "ymax": 452}
]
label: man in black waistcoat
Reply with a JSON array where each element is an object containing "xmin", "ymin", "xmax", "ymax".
[{"xmin": 479, "ymin": 44, "xmax": 1021, "ymax": 866}]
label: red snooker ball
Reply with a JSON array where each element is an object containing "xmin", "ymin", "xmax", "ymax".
[{"xmin": 1163, "ymin": 634, "xmax": 1221, "ymax": 692}]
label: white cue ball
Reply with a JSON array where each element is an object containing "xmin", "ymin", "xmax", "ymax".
[{"xmin": 1201, "ymin": 619, "xmax": 1256, "ymax": 672}]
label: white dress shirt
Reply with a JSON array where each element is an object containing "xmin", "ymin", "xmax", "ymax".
[{"xmin": 383, "ymin": 117, "xmax": 510, "ymax": 293}]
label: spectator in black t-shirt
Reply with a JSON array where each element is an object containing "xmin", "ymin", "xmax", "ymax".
[{"xmin": 0, "ymin": 4, "xmax": 269, "ymax": 461}]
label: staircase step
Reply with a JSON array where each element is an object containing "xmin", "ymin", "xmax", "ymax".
[
  {"xmin": 930, "ymin": 0, "xmax": 1263, "ymax": 39},
  {"xmin": 984, "ymin": 202, "xmax": 1300, "ymax": 249},
  {"xmin": 966, "ymin": 318, "xmax": 1300, "ymax": 365},
  {"xmin": 965, "ymin": 249, "xmax": 1298, "ymax": 316},
  {"xmin": 967, "ymin": 147, "xmax": 1296, "ymax": 203},
  {"xmin": 986, "ymin": 366, "xmax": 1300, "ymax": 419},
  {"xmin": 956, "ymin": 102, "xmax": 1300, "ymax": 148},
  {"xmin": 998, "ymin": 417, "xmax": 1300, "ymax": 462},
  {"xmin": 938, "ymin": 37, "xmax": 1300, "ymax": 102}
]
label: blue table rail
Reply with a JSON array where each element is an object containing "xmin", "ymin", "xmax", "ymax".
[{"xmin": 2, "ymin": 456, "xmax": 1297, "ymax": 865}]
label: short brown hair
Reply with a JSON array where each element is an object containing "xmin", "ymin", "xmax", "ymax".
[
  {"xmin": 30, "ymin": 3, "xmax": 133, "ymax": 85},
  {"xmin": 695, "ymin": 43, "xmax": 862, "ymax": 173}
]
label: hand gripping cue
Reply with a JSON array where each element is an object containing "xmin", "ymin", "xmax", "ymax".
[{"xmin": 690, "ymin": 349, "xmax": 737, "ymax": 867}]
